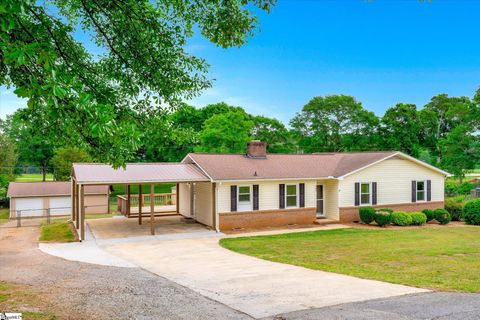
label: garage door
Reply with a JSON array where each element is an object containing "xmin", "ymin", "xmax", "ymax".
[
  {"xmin": 15, "ymin": 198, "xmax": 44, "ymax": 217},
  {"xmin": 49, "ymin": 196, "xmax": 72, "ymax": 216}
]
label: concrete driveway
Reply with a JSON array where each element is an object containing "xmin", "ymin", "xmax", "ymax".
[{"xmin": 105, "ymin": 236, "xmax": 428, "ymax": 319}]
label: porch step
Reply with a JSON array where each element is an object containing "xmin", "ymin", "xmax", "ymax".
[{"xmin": 314, "ymin": 218, "xmax": 340, "ymax": 225}]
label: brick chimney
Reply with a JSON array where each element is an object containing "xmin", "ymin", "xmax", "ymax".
[{"xmin": 246, "ymin": 140, "xmax": 267, "ymax": 159}]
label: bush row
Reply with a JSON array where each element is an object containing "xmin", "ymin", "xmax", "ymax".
[{"xmin": 359, "ymin": 207, "xmax": 452, "ymax": 227}]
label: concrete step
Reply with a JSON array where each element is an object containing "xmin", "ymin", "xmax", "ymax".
[{"xmin": 314, "ymin": 218, "xmax": 340, "ymax": 225}]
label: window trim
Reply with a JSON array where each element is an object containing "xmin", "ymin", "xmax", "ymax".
[
  {"xmin": 237, "ymin": 185, "xmax": 252, "ymax": 205},
  {"xmin": 359, "ymin": 182, "xmax": 372, "ymax": 206},
  {"xmin": 416, "ymin": 180, "xmax": 426, "ymax": 202},
  {"xmin": 285, "ymin": 183, "xmax": 299, "ymax": 208}
]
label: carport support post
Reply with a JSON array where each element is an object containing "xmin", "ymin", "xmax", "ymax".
[
  {"xmin": 80, "ymin": 184, "xmax": 85, "ymax": 241},
  {"xmin": 75, "ymin": 182, "xmax": 80, "ymax": 229},
  {"xmin": 138, "ymin": 184, "xmax": 142, "ymax": 225},
  {"xmin": 150, "ymin": 184, "xmax": 155, "ymax": 235},
  {"xmin": 126, "ymin": 184, "xmax": 131, "ymax": 217},
  {"xmin": 71, "ymin": 179, "xmax": 76, "ymax": 224},
  {"xmin": 176, "ymin": 183, "xmax": 179, "ymax": 214}
]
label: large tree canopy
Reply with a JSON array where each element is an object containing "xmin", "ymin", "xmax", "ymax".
[
  {"xmin": 0, "ymin": 0, "xmax": 275, "ymax": 166},
  {"xmin": 290, "ymin": 95, "xmax": 380, "ymax": 153}
]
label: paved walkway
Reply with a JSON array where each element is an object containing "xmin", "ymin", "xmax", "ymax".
[{"xmin": 105, "ymin": 235, "xmax": 428, "ymax": 318}]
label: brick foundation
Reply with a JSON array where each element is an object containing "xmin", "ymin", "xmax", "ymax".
[
  {"xmin": 339, "ymin": 201, "xmax": 445, "ymax": 223},
  {"xmin": 219, "ymin": 208, "xmax": 316, "ymax": 231}
]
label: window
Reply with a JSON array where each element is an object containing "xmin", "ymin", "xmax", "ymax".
[
  {"xmin": 238, "ymin": 186, "xmax": 251, "ymax": 203},
  {"xmin": 360, "ymin": 182, "xmax": 371, "ymax": 205},
  {"xmin": 286, "ymin": 184, "xmax": 298, "ymax": 207},
  {"xmin": 416, "ymin": 181, "xmax": 425, "ymax": 201}
]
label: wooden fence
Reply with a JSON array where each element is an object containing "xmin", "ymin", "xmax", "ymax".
[{"xmin": 117, "ymin": 193, "xmax": 176, "ymax": 215}]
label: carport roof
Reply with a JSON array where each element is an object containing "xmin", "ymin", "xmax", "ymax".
[
  {"xmin": 72, "ymin": 163, "xmax": 210, "ymax": 185},
  {"xmin": 7, "ymin": 182, "xmax": 108, "ymax": 197}
]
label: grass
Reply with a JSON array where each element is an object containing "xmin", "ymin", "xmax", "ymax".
[
  {"xmin": 15, "ymin": 173, "xmax": 54, "ymax": 182},
  {"xmin": 0, "ymin": 281, "xmax": 59, "ymax": 319},
  {"xmin": 0, "ymin": 208, "xmax": 9, "ymax": 224},
  {"xmin": 220, "ymin": 226, "xmax": 480, "ymax": 292},
  {"xmin": 110, "ymin": 183, "xmax": 175, "ymax": 196},
  {"xmin": 39, "ymin": 221, "xmax": 75, "ymax": 242}
]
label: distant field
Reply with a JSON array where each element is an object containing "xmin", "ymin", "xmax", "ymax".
[{"xmin": 15, "ymin": 173, "xmax": 54, "ymax": 182}]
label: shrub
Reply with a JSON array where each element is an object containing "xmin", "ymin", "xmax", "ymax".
[
  {"xmin": 409, "ymin": 212, "xmax": 427, "ymax": 225},
  {"xmin": 376, "ymin": 208, "xmax": 393, "ymax": 213},
  {"xmin": 391, "ymin": 211, "xmax": 413, "ymax": 226},
  {"xmin": 463, "ymin": 199, "xmax": 480, "ymax": 225},
  {"xmin": 374, "ymin": 211, "xmax": 391, "ymax": 227},
  {"xmin": 422, "ymin": 209, "xmax": 435, "ymax": 222},
  {"xmin": 434, "ymin": 209, "xmax": 451, "ymax": 225},
  {"xmin": 458, "ymin": 182, "xmax": 474, "ymax": 195},
  {"xmin": 444, "ymin": 183, "xmax": 458, "ymax": 197},
  {"xmin": 445, "ymin": 196, "xmax": 465, "ymax": 221},
  {"xmin": 359, "ymin": 207, "xmax": 376, "ymax": 224}
]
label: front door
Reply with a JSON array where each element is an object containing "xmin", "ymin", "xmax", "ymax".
[{"xmin": 316, "ymin": 185, "xmax": 324, "ymax": 218}]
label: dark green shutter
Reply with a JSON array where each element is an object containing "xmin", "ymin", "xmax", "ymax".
[
  {"xmin": 354, "ymin": 183, "xmax": 360, "ymax": 206},
  {"xmin": 230, "ymin": 185, "xmax": 237, "ymax": 212},
  {"xmin": 279, "ymin": 184, "xmax": 285, "ymax": 209},
  {"xmin": 299, "ymin": 183, "xmax": 305, "ymax": 207},
  {"xmin": 253, "ymin": 185, "xmax": 259, "ymax": 210}
]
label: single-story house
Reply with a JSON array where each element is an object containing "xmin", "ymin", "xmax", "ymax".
[
  {"xmin": 7, "ymin": 182, "xmax": 109, "ymax": 218},
  {"xmin": 70, "ymin": 141, "xmax": 449, "ymax": 240}
]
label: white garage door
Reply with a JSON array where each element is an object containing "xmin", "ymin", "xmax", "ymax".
[
  {"xmin": 49, "ymin": 196, "xmax": 72, "ymax": 215},
  {"xmin": 15, "ymin": 198, "xmax": 44, "ymax": 217}
]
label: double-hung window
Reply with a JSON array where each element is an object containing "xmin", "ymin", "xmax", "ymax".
[
  {"xmin": 286, "ymin": 184, "xmax": 298, "ymax": 207},
  {"xmin": 238, "ymin": 186, "xmax": 251, "ymax": 203},
  {"xmin": 360, "ymin": 182, "xmax": 371, "ymax": 205},
  {"xmin": 416, "ymin": 181, "xmax": 426, "ymax": 201}
]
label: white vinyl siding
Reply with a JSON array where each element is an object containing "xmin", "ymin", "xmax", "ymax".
[
  {"xmin": 194, "ymin": 182, "xmax": 213, "ymax": 227},
  {"xmin": 338, "ymin": 156, "xmax": 445, "ymax": 207},
  {"xmin": 178, "ymin": 182, "xmax": 192, "ymax": 217},
  {"xmin": 217, "ymin": 180, "xmax": 316, "ymax": 213}
]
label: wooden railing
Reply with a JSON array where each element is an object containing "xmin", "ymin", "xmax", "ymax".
[{"xmin": 117, "ymin": 193, "xmax": 176, "ymax": 215}]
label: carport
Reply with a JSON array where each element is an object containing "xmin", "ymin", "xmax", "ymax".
[{"xmin": 71, "ymin": 163, "xmax": 213, "ymax": 241}]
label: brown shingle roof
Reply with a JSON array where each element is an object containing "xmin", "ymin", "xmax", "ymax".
[
  {"xmin": 7, "ymin": 182, "xmax": 108, "ymax": 198},
  {"xmin": 72, "ymin": 163, "xmax": 210, "ymax": 184},
  {"xmin": 185, "ymin": 152, "xmax": 397, "ymax": 181}
]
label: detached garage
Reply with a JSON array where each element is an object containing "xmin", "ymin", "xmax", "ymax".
[{"xmin": 8, "ymin": 182, "xmax": 109, "ymax": 218}]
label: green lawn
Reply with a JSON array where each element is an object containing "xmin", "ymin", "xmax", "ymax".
[
  {"xmin": 15, "ymin": 173, "xmax": 54, "ymax": 182},
  {"xmin": 220, "ymin": 227, "xmax": 480, "ymax": 292},
  {"xmin": 0, "ymin": 208, "xmax": 9, "ymax": 224},
  {"xmin": 39, "ymin": 221, "xmax": 75, "ymax": 242},
  {"xmin": 110, "ymin": 183, "xmax": 175, "ymax": 196}
]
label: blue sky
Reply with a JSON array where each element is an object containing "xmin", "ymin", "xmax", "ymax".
[{"xmin": 1, "ymin": 0, "xmax": 479, "ymax": 123}]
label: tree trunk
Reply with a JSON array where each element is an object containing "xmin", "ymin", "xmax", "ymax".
[{"xmin": 42, "ymin": 167, "xmax": 47, "ymax": 182}]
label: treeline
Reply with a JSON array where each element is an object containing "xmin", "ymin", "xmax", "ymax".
[{"xmin": 0, "ymin": 90, "xmax": 479, "ymax": 195}]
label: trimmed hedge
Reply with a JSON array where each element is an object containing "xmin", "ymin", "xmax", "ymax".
[
  {"xmin": 374, "ymin": 211, "xmax": 391, "ymax": 227},
  {"xmin": 434, "ymin": 209, "xmax": 451, "ymax": 225},
  {"xmin": 359, "ymin": 207, "xmax": 376, "ymax": 224},
  {"xmin": 463, "ymin": 199, "xmax": 480, "ymax": 225},
  {"xmin": 377, "ymin": 208, "xmax": 393, "ymax": 213},
  {"xmin": 391, "ymin": 211, "xmax": 412, "ymax": 226},
  {"xmin": 422, "ymin": 209, "xmax": 435, "ymax": 222},
  {"xmin": 445, "ymin": 196, "xmax": 465, "ymax": 221},
  {"xmin": 409, "ymin": 212, "xmax": 427, "ymax": 225}
]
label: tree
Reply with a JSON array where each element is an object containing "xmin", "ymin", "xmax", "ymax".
[
  {"xmin": 50, "ymin": 147, "xmax": 92, "ymax": 181},
  {"xmin": 418, "ymin": 94, "xmax": 475, "ymax": 165},
  {"xmin": 5, "ymin": 109, "xmax": 56, "ymax": 181},
  {"xmin": 380, "ymin": 103, "xmax": 421, "ymax": 156},
  {"xmin": 0, "ymin": 121, "xmax": 17, "ymax": 204},
  {"xmin": 0, "ymin": 0, "xmax": 275, "ymax": 166},
  {"xmin": 252, "ymin": 116, "xmax": 295, "ymax": 153},
  {"xmin": 440, "ymin": 126, "xmax": 480, "ymax": 183},
  {"xmin": 195, "ymin": 111, "xmax": 253, "ymax": 153},
  {"xmin": 290, "ymin": 95, "xmax": 380, "ymax": 153}
]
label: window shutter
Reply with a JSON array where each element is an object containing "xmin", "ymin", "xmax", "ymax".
[
  {"xmin": 299, "ymin": 183, "xmax": 305, "ymax": 208},
  {"xmin": 372, "ymin": 182, "xmax": 377, "ymax": 205},
  {"xmin": 253, "ymin": 185, "xmax": 259, "ymax": 210},
  {"xmin": 279, "ymin": 184, "xmax": 285, "ymax": 209},
  {"xmin": 230, "ymin": 185, "xmax": 237, "ymax": 212},
  {"xmin": 354, "ymin": 183, "xmax": 360, "ymax": 206},
  {"xmin": 427, "ymin": 180, "xmax": 431, "ymax": 201},
  {"xmin": 411, "ymin": 181, "xmax": 417, "ymax": 203}
]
